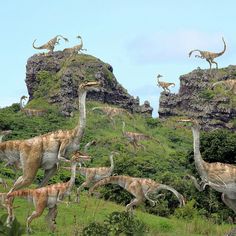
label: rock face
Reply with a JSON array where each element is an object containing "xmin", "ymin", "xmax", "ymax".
[
  {"xmin": 25, "ymin": 51, "xmax": 153, "ymax": 116},
  {"xmin": 158, "ymin": 66, "xmax": 236, "ymax": 130}
]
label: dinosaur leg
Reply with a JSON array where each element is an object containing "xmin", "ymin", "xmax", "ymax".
[
  {"xmin": 76, "ymin": 178, "xmax": 92, "ymax": 203},
  {"xmin": 206, "ymin": 59, "xmax": 212, "ymax": 70},
  {"xmin": 46, "ymin": 205, "xmax": 58, "ymax": 232},
  {"xmin": 186, "ymin": 175, "xmax": 206, "ymax": 192},
  {"xmin": 221, "ymin": 193, "xmax": 236, "ymax": 214},
  {"xmin": 39, "ymin": 165, "xmax": 57, "ymax": 187},
  {"xmin": 27, "ymin": 198, "xmax": 47, "ymax": 233},
  {"xmin": 126, "ymin": 182, "xmax": 144, "ymax": 212},
  {"xmin": 211, "ymin": 60, "xmax": 218, "ymax": 69}
]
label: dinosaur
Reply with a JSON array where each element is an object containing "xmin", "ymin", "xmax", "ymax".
[
  {"xmin": 157, "ymin": 74, "xmax": 175, "ymax": 93},
  {"xmin": 19, "ymin": 96, "xmax": 47, "ymax": 117},
  {"xmin": 64, "ymin": 151, "xmax": 118, "ymax": 203},
  {"xmin": 89, "ymin": 175, "xmax": 185, "ymax": 212},
  {"xmin": 122, "ymin": 121, "xmax": 157, "ymax": 151},
  {"xmin": 179, "ymin": 118, "xmax": 236, "ymax": 213},
  {"xmin": 212, "ymin": 79, "xmax": 236, "ymax": 94},
  {"xmin": 189, "ymin": 37, "xmax": 226, "ymax": 70},
  {"xmin": 63, "ymin": 35, "xmax": 87, "ymax": 55},
  {"xmin": 0, "ymin": 81, "xmax": 101, "ymax": 193},
  {"xmin": 32, "ymin": 35, "xmax": 68, "ymax": 53},
  {"xmin": 0, "ymin": 130, "xmax": 12, "ymax": 143},
  {"xmin": 6, "ymin": 152, "xmax": 90, "ymax": 233},
  {"xmin": 92, "ymin": 106, "xmax": 133, "ymax": 125}
]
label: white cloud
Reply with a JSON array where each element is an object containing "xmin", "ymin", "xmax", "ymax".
[{"xmin": 126, "ymin": 30, "xmax": 224, "ymax": 64}]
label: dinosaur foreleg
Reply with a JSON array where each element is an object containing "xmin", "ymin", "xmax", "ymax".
[
  {"xmin": 186, "ymin": 175, "xmax": 206, "ymax": 192},
  {"xmin": 39, "ymin": 165, "xmax": 57, "ymax": 187}
]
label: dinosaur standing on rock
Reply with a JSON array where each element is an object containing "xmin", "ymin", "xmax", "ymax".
[
  {"xmin": 156, "ymin": 74, "xmax": 175, "ymax": 93},
  {"xmin": 189, "ymin": 37, "xmax": 226, "ymax": 70},
  {"xmin": 63, "ymin": 35, "xmax": 87, "ymax": 55},
  {"xmin": 33, "ymin": 35, "xmax": 68, "ymax": 53}
]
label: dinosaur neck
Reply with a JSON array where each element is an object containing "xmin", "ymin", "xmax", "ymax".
[
  {"xmin": 19, "ymin": 98, "xmax": 24, "ymax": 110},
  {"xmin": 109, "ymin": 154, "xmax": 114, "ymax": 171},
  {"xmin": 67, "ymin": 162, "xmax": 77, "ymax": 192},
  {"xmin": 73, "ymin": 89, "xmax": 87, "ymax": 145},
  {"xmin": 191, "ymin": 126, "xmax": 205, "ymax": 176},
  {"xmin": 80, "ymin": 37, "xmax": 83, "ymax": 48},
  {"xmin": 0, "ymin": 135, "xmax": 3, "ymax": 143}
]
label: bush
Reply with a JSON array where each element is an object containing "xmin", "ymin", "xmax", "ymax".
[{"xmin": 82, "ymin": 211, "xmax": 148, "ymax": 236}]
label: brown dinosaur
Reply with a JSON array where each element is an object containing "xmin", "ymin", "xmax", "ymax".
[
  {"xmin": 6, "ymin": 152, "xmax": 90, "ymax": 233},
  {"xmin": 92, "ymin": 106, "xmax": 133, "ymax": 125},
  {"xmin": 212, "ymin": 79, "xmax": 236, "ymax": 94},
  {"xmin": 122, "ymin": 121, "xmax": 157, "ymax": 151},
  {"xmin": 89, "ymin": 175, "xmax": 185, "ymax": 212},
  {"xmin": 156, "ymin": 74, "xmax": 175, "ymax": 93},
  {"xmin": 63, "ymin": 35, "xmax": 87, "ymax": 55},
  {"xmin": 64, "ymin": 151, "xmax": 118, "ymax": 203},
  {"xmin": 179, "ymin": 118, "xmax": 236, "ymax": 213},
  {"xmin": 33, "ymin": 35, "xmax": 68, "ymax": 53},
  {"xmin": 189, "ymin": 37, "xmax": 226, "ymax": 70},
  {"xmin": 0, "ymin": 81, "xmax": 101, "ymax": 193},
  {"xmin": 19, "ymin": 96, "xmax": 47, "ymax": 117}
]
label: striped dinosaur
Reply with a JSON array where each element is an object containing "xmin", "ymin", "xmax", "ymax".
[
  {"xmin": 33, "ymin": 35, "xmax": 68, "ymax": 53},
  {"xmin": 189, "ymin": 37, "xmax": 226, "ymax": 70},
  {"xmin": 0, "ymin": 81, "xmax": 101, "ymax": 193},
  {"xmin": 157, "ymin": 74, "xmax": 175, "ymax": 93},
  {"xmin": 89, "ymin": 175, "xmax": 185, "ymax": 212},
  {"xmin": 6, "ymin": 152, "xmax": 90, "ymax": 233}
]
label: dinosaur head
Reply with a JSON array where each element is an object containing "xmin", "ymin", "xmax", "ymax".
[
  {"xmin": 71, "ymin": 151, "xmax": 91, "ymax": 163},
  {"xmin": 79, "ymin": 81, "xmax": 102, "ymax": 92},
  {"xmin": 20, "ymin": 95, "xmax": 28, "ymax": 101},
  {"xmin": 177, "ymin": 118, "xmax": 200, "ymax": 128}
]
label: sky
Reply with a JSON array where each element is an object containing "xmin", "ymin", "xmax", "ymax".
[{"xmin": 0, "ymin": 1, "xmax": 236, "ymax": 117}]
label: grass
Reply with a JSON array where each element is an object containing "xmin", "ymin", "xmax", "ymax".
[{"xmin": 0, "ymin": 190, "xmax": 232, "ymax": 236}]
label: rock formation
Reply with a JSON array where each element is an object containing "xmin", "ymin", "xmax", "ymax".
[
  {"xmin": 25, "ymin": 52, "xmax": 153, "ymax": 116},
  {"xmin": 158, "ymin": 66, "xmax": 236, "ymax": 130}
]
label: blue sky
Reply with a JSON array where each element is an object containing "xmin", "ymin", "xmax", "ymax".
[{"xmin": 0, "ymin": 1, "xmax": 235, "ymax": 116}]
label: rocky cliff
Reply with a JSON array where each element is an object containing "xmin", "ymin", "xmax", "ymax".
[
  {"xmin": 25, "ymin": 51, "xmax": 153, "ymax": 116},
  {"xmin": 158, "ymin": 66, "xmax": 236, "ymax": 130}
]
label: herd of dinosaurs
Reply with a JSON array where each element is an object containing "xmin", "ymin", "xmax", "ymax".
[{"xmin": 0, "ymin": 35, "xmax": 235, "ymax": 234}]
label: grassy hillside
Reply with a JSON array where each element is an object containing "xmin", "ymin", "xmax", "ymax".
[{"xmin": 0, "ymin": 101, "xmax": 235, "ymax": 235}]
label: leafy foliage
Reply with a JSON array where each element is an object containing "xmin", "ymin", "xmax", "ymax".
[{"xmin": 82, "ymin": 211, "xmax": 148, "ymax": 236}]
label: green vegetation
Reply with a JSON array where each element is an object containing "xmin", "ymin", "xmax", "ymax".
[{"xmin": 0, "ymin": 101, "xmax": 235, "ymax": 235}]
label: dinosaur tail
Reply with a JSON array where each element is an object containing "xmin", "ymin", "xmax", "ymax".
[
  {"xmin": 150, "ymin": 184, "xmax": 185, "ymax": 207},
  {"xmin": 170, "ymin": 83, "xmax": 175, "ymax": 87},
  {"xmin": 7, "ymin": 189, "xmax": 33, "ymax": 199},
  {"xmin": 212, "ymin": 81, "xmax": 223, "ymax": 88},
  {"xmin": 188, "ymin": 49, "xmax": 201, "ymax": 58},
  {"xmin": 215, "ymin": 37, "xmax": 226, "ymax": 57},
  {"xmin": 89, "ymin": 176, "xmax": 120, "ymax": 194},
  {"xmin": 32, "ymin": 39, "xmax": 46, "ymax": 49}
]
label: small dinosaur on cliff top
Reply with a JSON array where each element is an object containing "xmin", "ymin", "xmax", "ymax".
[
  {"xmin": 189, "ymin": 37, "xmax": 226, "ymax": 70},
  {"xmin": 33, "ymin": 35, "xmax": 68, "ymax": 53},
  {"xmin": 63, "ymin": 35, "xmax": 87, "ymax": 55},
  {"xmin": 157, "ymin": 74, "xmax": 175, "ymax": 93}
]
